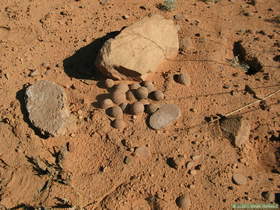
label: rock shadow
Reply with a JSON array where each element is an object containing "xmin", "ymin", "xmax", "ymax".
[
  {"xmin": 16, "ymin": 86, "xmax": 49, "ymax": 139},
  {"xmin": 63, "ymin": 30, "xmax": 121, "ymax": 80}
]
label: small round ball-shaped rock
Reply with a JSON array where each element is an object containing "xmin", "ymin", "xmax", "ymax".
[
  {"xmin": 131, "ymin": 102, "xmax": 144, "ymax": 115},
  {"xmin": 100, "ymin": 98, "xmax": 114, "ymax": 109},
  {"xmin": 135, "ymin": 87, "xmax": 149, "ymax": 99},
  {"xmin": 142, "ymin": 81, "xmax": 155, "ymax": 92},
  {"xmin": 129, "ymin": 83, "xmax": 141, "ymax": 90},
  {"xmin": 112, "ymin": 119, "xmax": 126, "ymax": 129},
  {"xmin": 115, "ymin": 83, "xmax": 129, "ymax": 92},
  {"xmin": 108, "ymin": 106, "xmax": 123, "ymax": 119},
  {"xmin": 146, "ymin": 103, "xmax": 159, "ymax": 114},
  {"xmin": 175, "ymin": 73, "xmax": 190, "ymax": 86},
  {"xmin": 104, "ymin": 79, "xmax": 114, "ymax": 88},
  {"xmin": 111, "ymin": 90, "xmax": 126, "ymax": 104},
  {"xmin": 152, "ymin": 90, "xmax": 164, "ymax": 101}
]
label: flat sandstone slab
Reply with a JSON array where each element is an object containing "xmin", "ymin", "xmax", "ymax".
[
  {"xmin": 95, "ymin": 14, "xmax": 179, "ymax": 81},
  {"xmin": 25, "ymin": 80, "xmax": 72, "ymax": 137},
  {"xmin": 149, "ymin": 104, "xmax": 181, "ymax": 130}
]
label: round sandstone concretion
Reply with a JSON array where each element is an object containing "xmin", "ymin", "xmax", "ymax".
[
  {"xmin": 142, "ymin": 81, "xmax": 155, "ymax": 92},
  {"xmin": 151, "ymin": 90, "xmax": 164, "ymax": 101},
  {"xmin": 104, "ymin": 79, "xmax": 114, "ymax": 88},
  {"xmin": 111, "ymin": 90, "xmax": 126, "ymax": 104},
  {"xmin": 131, "ymin": 102, "xmax": 144, "ymax": 115},
  {"xmin": 114, "ymin": 83, "xmax": 129, "ymax": 92},
  {"xmin": 25, "ymin": 80, "xmax": 71, "ymax": 136},
  {"xmin": 112, "ymin": 119, "xmax": 126, "ymax": 129},
  {"xmin": 107, "ymin": 106, "xmax": 123, "ymax": 119},
  {"xmin": 146, "ymin": 104, "xmax": 160, "ymax": 114},
  {"xmin": 100, "ymin": 98, "xmax": 114, "ymax": 109},
  {"xmin": 149, "ymin": 104, "xmax": 181, "ymax": 130},
  {"xmin": 135, "ymin": 87, "xmax": 149, "ymax": 100}
]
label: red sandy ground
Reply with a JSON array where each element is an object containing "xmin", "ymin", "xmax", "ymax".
[{"xmin": 0, "ymin": 0, "xmax": 279, "ymax": 209}]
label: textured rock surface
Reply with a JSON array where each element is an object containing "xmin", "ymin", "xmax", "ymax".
[
  {"xmin": 149, "ymin": 104, "xmax": 181, "ymax": 129},
  {"xmin": 220, "ymin": 116, "xmax": 251, "ymax": 148},
  {"xmin": 95, "ymin": 14, "xmax": 179, "ymax": 81},
  {"xmin": 25, "ymin": 80, "xmax": 72, "ymax": 137}
]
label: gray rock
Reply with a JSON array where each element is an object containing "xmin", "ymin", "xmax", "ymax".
[
  {"xmin": 220, "ymin": 116, "xmax": 251, "ymax": 148},
  {"xmin": 232, "ymin": 173, "xmax": 247, "ymax": 185},
  {"xmin": 25, "ymin": 80, "xmax": 72, "ymax": 137},
  {"xmin": 261, "ymin": 191, "xmax": 275, "ymax": 202},
  {"xmin": 149, "ymin": 104, "xmax": 181, "ymax": 129}
]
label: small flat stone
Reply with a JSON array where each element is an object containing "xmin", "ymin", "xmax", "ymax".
[
  {"xmin": 25, "ymin": 80, "xmax": 72, "ymax": 137},
  {"xmin": 149, "ymin": 104, "xmax": 181, "ymax": 129},
  {"xmin": 232, "ymin": 173, "xmax": 247, "ymax": 185}
]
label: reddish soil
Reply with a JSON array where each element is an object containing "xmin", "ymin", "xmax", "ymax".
[{"xmin": 0, "ymin": 0, "xmax": 279, "ymax": 209}]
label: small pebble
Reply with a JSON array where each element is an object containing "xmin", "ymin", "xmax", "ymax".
[
  {"xmin": 100, "ymin": 98, "xmax": 114, "ymax": 109},
  {"xmin": 115, "ymin": 83, "xmax": 129, "ymax": 92},
  {"xmin": 191, "ymin": 155, "xmax": 201, "ymax": 161},
  {"xmin": 261, "ymin": 191, "xmax": 275, "ymax": 202},
  {"xmin": 111, "ymin": 90, "xmax": 126, "ymax": 104},
  {"xmin": 111, "ymin": 119, "xmax": 125, "ymax": 129},
  {"xmin": 189, "ymin": 108, "xmax": 196, "ymax": 112},
  {"xmin": 29, "ymin": 70, "xmax": 39, "ymax": 77},
  {"xmin": 135, "ymin": 87, "xmax": 149, "ymax": 99},
  {"xmin": 142, "ymin": 81, "xmax": 155, "ymax": 92},
  {"xmin": 174, "ymin": 14, "xmax": 184, "ymax": 21},
  {"xmin": 100, "ymin": 0, "xmax": 110, "ymax": 5},
  {"xmin": 107, "ymin": 106, "xmax": 123, "ymax": 119},
  {"xmin": 232, "ymin": 173, "xmax": 247, "ymax": 185},
  {"xmin": 175, "ymin": 73, "xmax": 190, "ymax": 86},
  {"xmin": 124, "ymin": 156, "xmax": 130, "ymax": 164},
  {"xmin": 146, "ymin": 104, "xmax": 160, "ymax": 114},
  {"xmin": 151, "ymin": 90, "xmax": 164, "ymax": 101},
  {"xmin": 126, "ymin": 90, "xmax": 136, "ymax": 101},
  {"xmin": 129, "ymin": 83, "xmax": 141, "ymax": 90},
  {"xmin": 131, "ymin": 102, "xmax": 144, "ymax": 115},
  {"xmin": 185, "ymin": 161, "xmax": 195, "ymax": 170},
  {"xmin": 104, "ymin": 79, "xmax": 114, "ymax": 88},
  {"xmin": 122, "ymin": 15, "xmax": 129, "ymax": 19},
  {"xmin": 176, "ymin": 194, "xmax": 191, "ymax": 209},
  {"xmin": 190, "ymin": 170, "xmax": 197, "ymax": 175}
]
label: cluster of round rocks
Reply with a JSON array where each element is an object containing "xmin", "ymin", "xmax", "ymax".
[{"xmin": 99, "ymin": 78, "xmax": 168, "ymax": 129}]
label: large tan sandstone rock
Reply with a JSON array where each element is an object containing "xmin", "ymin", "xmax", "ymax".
[{"xmin": 95, "ymin": 14, "xmax": 179, "ymax": 81}]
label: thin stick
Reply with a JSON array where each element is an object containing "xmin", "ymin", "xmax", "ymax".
[{"xmin": 224, "ymin": 88, "xmax": 280, "ymax": 117}]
